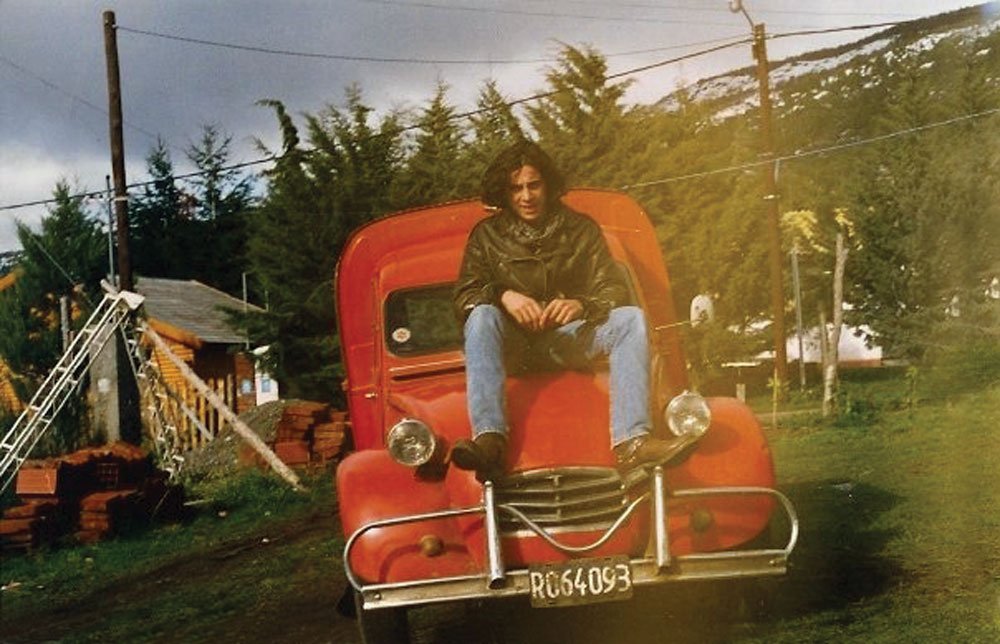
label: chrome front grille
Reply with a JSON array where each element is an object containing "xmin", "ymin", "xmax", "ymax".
[{"xmin": 495, "ymin": 467, "xmax": 629, "ymax": 532}]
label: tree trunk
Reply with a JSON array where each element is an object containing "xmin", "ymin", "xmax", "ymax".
[{"xmin": 823, "ymin": 231, "xmax": 848, "ymax": 417}]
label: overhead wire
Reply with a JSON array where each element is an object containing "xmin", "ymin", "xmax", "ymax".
[
  {"xmin": 116, "ymin": 25, "xmax": 747, "ymax": 64},
  {"xmin": 357, "ymin": 0, "xmax": 906, "ymax": 29},
  {"xmin": 0, "ymin": 53, "xmax": 163, "ymax": 145},
  {"xmin": 450, "ymin": 36, "xmax": 752, "ymax": 118},
  {"xmin": 115, "ymin": 18, "xmax": 914, "ymax": 67},
  {"xmin": 360, "ymin": 0, "xmax": 755, "ymax": 28},
  {"xmin": 518, "ymin": 0, "xmax": 924, "ymax": 18},
  {"xmin": 0, "ymin": 16, "xmax": 956, "ymax": 214},
  {"xmin": 8, "ymin": 104, "xmax": 995, "ymax": 214},
  {"xmin": 19, "ymin": 232, "xmax": 85, "ymax": 296},
  {"xmin": 117, "ymin": 25, "xmax": 551, "ymax": 65},
  {"xmin": 621, "ymin": 106, "xmax": 1000, "ymax": 190},
  {"xmin": 769, "ymin": 21, "xmax": 914, "ymax": 40},
  {"xmin": 0, "ymin": 35, "xmax": 756, "ymax": 213}
]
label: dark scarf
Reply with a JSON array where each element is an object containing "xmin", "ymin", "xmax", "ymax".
[{"xmin": 503, "ymin": 205, "xmax": 566, "ymax": 248}]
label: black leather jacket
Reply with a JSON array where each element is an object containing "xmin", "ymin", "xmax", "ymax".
[{"xmin": 454, "ymin": 204, "xmax": 628, "ymax": 324}]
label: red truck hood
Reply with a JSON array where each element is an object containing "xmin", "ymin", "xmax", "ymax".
[{"xmin": 387, "ymin": 368, "xmax": 617, "ymax": 471}]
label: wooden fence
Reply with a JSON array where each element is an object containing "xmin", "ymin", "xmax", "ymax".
[{"xmin": 139, "ymin": 349, "xmax": 237, "ymax": 453}]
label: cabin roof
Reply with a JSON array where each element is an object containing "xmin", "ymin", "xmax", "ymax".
[{"xmin": 136, "ymin": 277, "xmax": 262, "ymax": 346}]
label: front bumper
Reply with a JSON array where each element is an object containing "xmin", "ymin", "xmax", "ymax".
[{"xmin": 345, "ymin": 466, "xmax": 799, "ymax": 611}]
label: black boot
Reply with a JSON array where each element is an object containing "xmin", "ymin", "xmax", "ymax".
[
  {"xmin": 451, "ymin": 432, "xmax": 507, "ymax": 482},
  {"xmin": 614, "ymin": 434, "xmax": 694, "ymax": 471}
]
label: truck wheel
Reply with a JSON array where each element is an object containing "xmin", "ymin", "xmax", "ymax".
[{"xmin": 354, "ymin": 592, "xmax": 410, "ymax": 644}]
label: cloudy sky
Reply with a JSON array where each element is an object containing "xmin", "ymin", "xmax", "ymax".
[{"xmin": 0, "ymin": 0, "xmax": 984, "ymax": 252}]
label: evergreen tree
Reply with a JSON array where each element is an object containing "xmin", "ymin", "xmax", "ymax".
[
  {"xmin": 465, "ymin": 80, "xmax": 526, "ymax": 179},
  {"xmin": 846, "ymin": 56, "xmax": 954, "ymax": 358},
  {"xmin": 184, "ymin": 125, "xmax": 256, "ymax": 294},
  {"xmin": 130, "ymin": 139, "xmax": 190, "ymax": 281},
  {"xmin": 130, "ymin": 129, "xmax": 255, "ymax": 295},
  {"xmin": 0, "ymin": 182, "xmax": 106, "ymax": 451},
  {"xmin": 391, "ymin": 82, "xmax": 472, "ymax": 209},
  {"xmin": 643, "ymin": 101, "xmax": 771, "ymax": 332},
  {"xmin": 243, "ymin": 91, "xmax": 402, "ymax": 402},
  {"xmin": 524, "ymin": 45, "xmax": 635, "ymax": 186}
]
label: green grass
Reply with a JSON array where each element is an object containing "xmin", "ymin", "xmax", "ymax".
[
  {"xmin": 741, "ymin": 369, "xmax": 1000, "ymax": 642},
  {"xmin": 2, "ymin": 359, "xmax": 998, "ymax": 643},
  {"xmin": 0, "ymin": 469, "xmax": 345, "ymax": 643}
]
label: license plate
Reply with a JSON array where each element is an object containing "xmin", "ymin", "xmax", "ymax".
[{"xmin": 528, "ymin": 555, "xmax": 633, "ymax": 608}]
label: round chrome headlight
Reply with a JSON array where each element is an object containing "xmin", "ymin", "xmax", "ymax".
[
  {"xmin": 665, "ymin": 391, "xmax": 712, "ymax": 438},
  {"xmin": 386, "ymin": 419, "xmax": 437, "ymax": 467}
]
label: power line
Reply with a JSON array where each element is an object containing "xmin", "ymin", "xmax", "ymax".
[
  {"xmin": 519, "ymin": 0, "xmax": 924, "ymax": 19},
  {"xmin": 621, "ymin": 106, "xmax": 1000, "ymax": 190},
  {"xmin": 769, "ymin": 21, "xmax": 914, "ymax": 41},
  {"xmin": 9, "ymin": 104, "xmax": 995, "ymax": 214},
  {"xmin": 451, "ymin": 37, "xmax": 752, "ymax": 117},
  {"xmin": 0, "ymin": 53, "xmax": 162, "ymax": 144},
  {"xmin": 117, "ymin": 24, "xmax": 744, "ymax": 64},
  {"xmin": 0, "ymin": 156, "xmax": 278, "ymax": 214},
  {"xmin": 360, "ymin": 0, "xmax": 754, "ymax": 28},
  {"xmin": 114, "ymin": 19, "xmax": 912, "ymax": 73},
  {"xmin": 20, "ymin": 232, "xmax": 83, "ymax": 295},
  {"xmin": 0, "ymin": 18, "xmax": 947, "ymax": 214},
  {"xmin": 118, "ymin": 25, "xmax": 549, "ymax": 65},
  {"xmin": 0, "ymin": 36, "xmax": 753, "ymax": 214},
  {"xmin": 367, "ymin": 0, "xmax": 914, "ymax": 29}
]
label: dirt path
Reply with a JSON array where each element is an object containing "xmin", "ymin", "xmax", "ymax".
[
  {"xmin": 0, "ymin": 509, "xmax": 358, "ymax": 644},
  {"xmin": 0, "ymin": 510, "xmax": 762, "ymax": 644}
]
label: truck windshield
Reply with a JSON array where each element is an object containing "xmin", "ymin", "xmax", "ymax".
[{"xmin": 385, "ymin": 284, "xmax": 463, "ymax": 356}]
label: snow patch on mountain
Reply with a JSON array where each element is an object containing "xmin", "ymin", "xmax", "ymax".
[{"xmin": 656, "ymin": 10, "xmax": 1000, "ymax": 120}]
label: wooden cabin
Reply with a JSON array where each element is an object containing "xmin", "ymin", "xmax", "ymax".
[{"xmin": 136, "ymin": 277, "xmax": 266, "ymax": 447}]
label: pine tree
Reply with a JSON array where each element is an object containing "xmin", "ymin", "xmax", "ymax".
[
  {"xmin": 184, "ymin": 125, "xmax": 256, "ymax": 294},
  {"xmin": 846, "ymin": 54, "xmax": 967, "ymax": 358},
  {"xmin": 130, "ymin": 130, "xmax": 255, "ymax": 295},
  {"xmin": 242, "ymin": 92, "xmax": 402, "ymax": 402},
  {"xmin": 465, "ymin": 80, "xmax": 526, "ymax": 179},
  {"xmin": 391, "ymin": 81, "xmax": 472, "ymax": 209},
  {"xmin": 524, "ymin": 45, "xmax": 635, "ymax": 187},
  {"xmin": 130, "ymin": 139, "xmax": 190, "ymax": 281},
  {"xmin": 0, "ymin": 182, "xmax": 106, "ymax": 450}
]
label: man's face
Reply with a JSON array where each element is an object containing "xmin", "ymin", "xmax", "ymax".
[{"xmin": 508, "ymin": 165, "xmax": 547, "ymax": 222}]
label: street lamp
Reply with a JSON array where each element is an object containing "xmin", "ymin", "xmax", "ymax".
[{"xmin": 728, "ymin": 0, "xmax": 788, "ymax": 388}]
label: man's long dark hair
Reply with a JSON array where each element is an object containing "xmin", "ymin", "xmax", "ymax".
[{"xmin": 480, "ymin": 140, "xmax": 567, "ymax": 211}]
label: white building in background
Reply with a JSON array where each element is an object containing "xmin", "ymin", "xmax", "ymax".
[{"xmin": 784, "ymin": 324, "xmax": 883, "ymax": 367}]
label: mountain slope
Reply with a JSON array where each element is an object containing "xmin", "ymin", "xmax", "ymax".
[{"xmin": 657, "ymin": 2, "xmax": 1000, "ymax": 126}]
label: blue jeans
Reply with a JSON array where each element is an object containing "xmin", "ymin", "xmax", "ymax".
[{"xmin": 463, "ymin": 304, "xmax": 651, "ymax": 447}]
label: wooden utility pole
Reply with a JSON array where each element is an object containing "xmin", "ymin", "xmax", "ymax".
[
  {"xmin": 750, "ymin": 21, "xmax": 788, "ymax": 387},
  {"xmin": 96, "ymin": 10, "xmax": 141, "ymax": 446},
  {"xmin": 728, "ymin": 2, "xmax": 787, "ymax": 388},
  {"xmin": 103, "ymin": 10, "xmax": 132, "ymax": 291}
]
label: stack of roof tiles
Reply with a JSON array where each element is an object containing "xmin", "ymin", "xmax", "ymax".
[
  {"xmin": 248, "ymin": 402, "xmax": 349, "ymax": 469},
  {"xmin": 0, "ymin": 443, "xmax": 182, "ymax": 553}
]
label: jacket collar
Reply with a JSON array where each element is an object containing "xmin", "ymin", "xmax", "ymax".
[{"xmin": 500, "ymin": 204, "xmax": 567, "ymax": 246}]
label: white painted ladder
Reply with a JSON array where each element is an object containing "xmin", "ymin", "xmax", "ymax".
[{"xmin": 0, "ymin": 291, "xmax": 144, "ymax": 494}]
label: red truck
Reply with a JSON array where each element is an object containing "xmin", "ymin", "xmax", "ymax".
[{"xmin": 335, "ymin": 189, "xmax": 798, "ymax": 643}]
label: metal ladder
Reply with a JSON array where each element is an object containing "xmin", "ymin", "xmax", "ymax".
[
  {"xmin": 0, "ymin": 291, "xmax": 144, "ymax": 494},
  {"xmin": 120, "ymin": 328, "xmax": 195, "ymax": 477}
]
